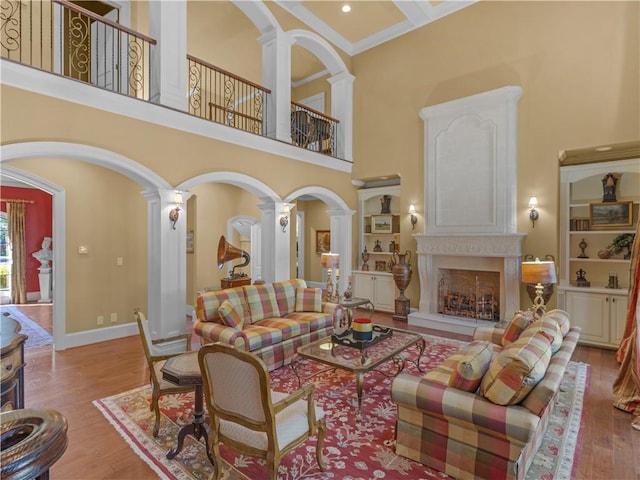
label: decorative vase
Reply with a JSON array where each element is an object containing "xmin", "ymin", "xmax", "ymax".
[
  {"xmin": 391, "ymin": 250, "xmax": 412, "ymax": 322},
  {"xmin": 343, "ymin": 276, "xmax": 353, "ymax": 300},
  {"xmin": 361, "ymin": 248, "xmax": 369, "ymax": 271},
  {"xmin": 373, "ymin": 240, "xmax": 382, "ymax": 252}
]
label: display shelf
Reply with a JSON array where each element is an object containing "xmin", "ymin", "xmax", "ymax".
[{"xmin": 558, "ymin": 151, "xmax": 639, "ymax": 348}]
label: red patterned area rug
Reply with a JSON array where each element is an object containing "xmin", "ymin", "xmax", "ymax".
[{"xmin": 94, "ymin": 334, "xmax": 589, "ymax": 480}]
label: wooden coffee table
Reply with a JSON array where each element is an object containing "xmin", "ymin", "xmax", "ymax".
[{"xmin": 291, "ymin": 325, "xmax": 426, "ymax": 419}]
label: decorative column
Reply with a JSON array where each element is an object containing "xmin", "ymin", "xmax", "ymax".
[
  {"xmin": 143, "ymin": 189, "xmax": 190, "ymax": 341},
  {"xmin": 328, "ymin": 71, "xmax": 355, "ymax": 162},
  {"xmin": 259, "ymin": 28, "xmax": 292, "ymax": 142},
  {"xmin": 148, "ymin": 1, "xmax": 187, "ymax": 110},
  {"xmin": 258, "ymin": 201, "xmax": 292, "ymax": 283}
]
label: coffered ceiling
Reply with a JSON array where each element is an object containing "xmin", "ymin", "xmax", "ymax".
[
  {"xmin": 273, "ymin": 0, "xmax": 476, "ymax": 56},
  {"xmin": 266, "ymin": 0, "xmax": 477, "ymax": 83}
]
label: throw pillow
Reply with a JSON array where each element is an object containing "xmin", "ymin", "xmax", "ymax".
[
  {"xmin": 295, "ymin": 287, "xmax": 323, "ymax": 313},
  {"xmin": 448, "ymin": 340, "xmax": 495, "ymax": 392},
  {"xmin": 543, "ymin": 309, "xmax": 571, "ymax": 337},
  {"xmin": 480, "ymin": 331, "xmax": 552, "ymax": 405},
  {"xmin": 519, "ymin": 316, "xmax": 563, "ymax": 353},
  {"xmin": 244, "ymin": 284, "xmax": 280, "ymax": 322},
  {"xmin": 501, "ymin": 310, "xmax": 535, "ymax": 347},
  {"xmin": 218, "ymin": 299, "xmax": 244, "ymax": 330}
]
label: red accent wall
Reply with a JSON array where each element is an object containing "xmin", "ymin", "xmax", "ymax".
[{"xmin": 1, "ymin": 187, "xmax": 53, "ymax": 293}]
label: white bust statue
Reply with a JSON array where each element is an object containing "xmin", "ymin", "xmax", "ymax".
[{"xmin": 33, "ymin": 236, "xmax": 53, "ymax": 269}]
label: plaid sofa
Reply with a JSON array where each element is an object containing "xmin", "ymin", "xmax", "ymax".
[
  {"xmin": 194, "ymin": 279, "xmax": 342, "ymax": 371},
  {"xmin": 391, "ymin": 315, "xmax": 581, "ymax": 480}
]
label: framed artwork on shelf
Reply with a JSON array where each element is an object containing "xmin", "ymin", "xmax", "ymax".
[
  {"xmin": 375, "ymin": 260, "xmax": 387, "ymax": 272},
  {"xmin": 316, "ymin": 230, "xmax": 331, "ymax": 253},
  {"xmin": 371, "ymin": 215, "xmax": 393, "ymax": 234},
  {"xmin": 589, "ymin": 201, "xmax": 633, "ymax": 229}
]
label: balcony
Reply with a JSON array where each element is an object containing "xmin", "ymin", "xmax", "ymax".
[{"xmin": 0, "ymin": 0, "xmax": 345, "ymax": 163}]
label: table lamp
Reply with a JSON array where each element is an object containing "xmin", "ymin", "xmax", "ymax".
[
  {"xmin": 321, "ymin": 253, "xmax": 340, "ymax": 302},
  {"xmin": 521, "ymin": 258, "xmax": 557, "ymax": 318}
]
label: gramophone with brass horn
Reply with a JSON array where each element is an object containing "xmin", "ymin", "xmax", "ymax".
[{"xmin": 217, "ymin": 236, "xmax": 250, "ymax": 281}]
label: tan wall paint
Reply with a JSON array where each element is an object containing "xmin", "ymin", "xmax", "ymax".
[
  {"xmin": 5, "ymin": 158, "xmax": 147, "ymax": 333},
  {"xmin": 2, "ymin": 1, "xmax": 638, "ymax": 326},
  {"xmin": 350, "ymin": 1, "xmax": 639, "ymax": 309}
]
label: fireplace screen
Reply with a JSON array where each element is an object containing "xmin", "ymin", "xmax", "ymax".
[{"xmin": 438, "ymin": 268, "xmax": 500, "ymax": 321}]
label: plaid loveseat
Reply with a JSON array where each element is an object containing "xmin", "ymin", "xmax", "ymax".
[
  {"xmin": 194, "ymin": 279, "xmax": 342, "ymax": 371},
  {"xmin": 391, "ymin": 310, "xmax": 581, "ymax": 480}
]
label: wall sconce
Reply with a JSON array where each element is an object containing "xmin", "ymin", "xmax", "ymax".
[
  {"xmin": 279, "ymin": 205, "xmax": 290, "ymax": 233},
  {"xmin": 169, "ymin": 192, "xmax": 184, "ymax": 230},
  {"xmin": 528, "ymin": 195, "xmax": 539, "ymax": 228},
  {"xmin": 409, "ymin": 204, "xmax": 418, "ymax": 230}
]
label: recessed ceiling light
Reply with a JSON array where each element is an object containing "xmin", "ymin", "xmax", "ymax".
[
  {"xmin": 342, "ymin": 4, "xmax": 351, "ymax": 13},
  {"xmin": 595, "ymin": 146, "xmax": 613, "ymax": 152}
]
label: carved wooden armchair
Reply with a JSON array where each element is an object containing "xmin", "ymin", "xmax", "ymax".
[
  {"xmin": 134, "ymin": 308, "xmax": 194, "ymax": 437},
  {"xmin": 198, "ymin": 343, "xmax": 327, "ymax": 480}
]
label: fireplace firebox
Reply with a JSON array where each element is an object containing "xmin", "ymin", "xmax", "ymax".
[{"xmin": 438, "ymin": 269, "xmax": 500, "ymax": 321}]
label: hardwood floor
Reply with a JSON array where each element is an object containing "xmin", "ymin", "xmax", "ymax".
[{"xmin": 14, "ymin": 306, "xmax": 640, "ymax": 479}]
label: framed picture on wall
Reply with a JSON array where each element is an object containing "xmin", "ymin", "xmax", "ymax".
[
  {"xmin": 316, "ymin": 230, "xmax": 331, "ymax": 253},
  {"xmin": 371, "ymin": 215, "xmax": 393, "ymax": 234},
  {"xmin": 589, "ymin": 201, "xmax": 633, "ymax": 228}
]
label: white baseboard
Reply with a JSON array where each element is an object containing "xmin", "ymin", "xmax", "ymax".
[{"xmin": 61, "ymin": 322, "xmax": 138, "ymax": 350}]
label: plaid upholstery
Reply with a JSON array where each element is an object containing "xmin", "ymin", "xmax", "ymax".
[
  {"xmin": 522, "ymin": 327, "xmax": 581, "ymax": 415},
  {"xmin": 242, "ymin": 324, "xmax": 284, "ymax": 351},
  {"xmin": 218, "ymin": 300, "xmax": 243, "ymax": 329},
  {"xmin": 473, "ymin": 325, "xmax": 505, "ymax": 345},
  {"xmin": 244, "ymin": 284, "xmax": 281, "ymax": 323},
  {"xmin": 194, "ymin": 321, "xmax": 249, "ymax": 350},
  {"xmin": 193, "ymin": 280, "xmax": 337, "ymax": 372},
  {"xmin": 273, "ymin": 279, "xmax": 307, "ymax": 316},
  {"xmin": 519, "ymin": 316, "xmax": 563, "ymax": 353},
  {"xmin": 392, "ymin": 326, "xmax": 581, "ymax": 480},
  {"xmin": 448, "ymin": 341, "xmax": 495, "ymax": 392},
  {"xmin": 295, "ymin": 287, "xmax": 323, "ymax": 312},
  {"xmin": 501, "ymin": 310, "xmax": 535, "ymax": 346},
  {"xmin": 543, "ymin": 309, "xmax": 571, "ymax": 337},
  {"xmin": 480, "ymin": 331, "xmax": 552, "ymax": 405},
  {"xmin": 195, "ymin": 287, "xmax": 251, "ymax": 324}
]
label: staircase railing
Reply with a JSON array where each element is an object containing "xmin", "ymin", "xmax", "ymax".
[
  {"xmin": 187, "ymin": 54, "xmax": 270, "ymax": 137},
  {"xmin": 1, "ymin": 0, "xmax": 156, "ymax": 99}
]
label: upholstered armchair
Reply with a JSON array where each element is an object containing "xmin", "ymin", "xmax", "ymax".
[
  {"xmin": 134, "ymin": 308, "xmax": 194, "ymax": 437},
  {"xmin": 198, "ymin": 343, "xmax": 327, "ymax": 480}
]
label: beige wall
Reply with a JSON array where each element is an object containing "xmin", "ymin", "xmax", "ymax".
[
  {"xmin": 4, "ymin": 158, "xmax": 147, "ymax": 333},
  {"xmin": 350, "ymin": 1, "xmax": 639, "ymax": 308},
  {"xmin": 0, "ymin": 87, "xmax": 355, "ymax": 333},
  {"xmin": 1, "ymin": 1, "xmax": 638, "ymax": 329}
]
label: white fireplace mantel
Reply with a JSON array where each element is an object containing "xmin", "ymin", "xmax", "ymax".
[{"xmin": 409, "ymin": 86, "xmax": 525, "ymax": 335}]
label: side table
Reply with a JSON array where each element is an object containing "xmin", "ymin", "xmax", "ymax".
[
  {"xmin": 339, "ymin": 297, "xmax": 374, "ymax": 330},
  {"xmin": 161, "ymin": 351, "xmax": 213, "ymax": 464}
]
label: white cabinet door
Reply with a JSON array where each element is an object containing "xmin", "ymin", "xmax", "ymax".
[
  {"xmin": 353, "ymin": 272, "xmax": 374, "ymax": 301},
  {"xmin": 610, "ymin": 294, "xmax": 628, "ymax": 347},
  {"xmin": 373, "ymin": 274, "xmax": 395, "ymax": 312},
  {"xmin": 565, "ymin": 290, "xmax": 609, "ymax": 345},
  {"xmin": 351, "ymin": 272, "xmax": 396, "ymax": 313}
]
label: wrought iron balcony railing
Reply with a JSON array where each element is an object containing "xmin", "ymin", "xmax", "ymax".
[
  {"xmin": 291, "ymin": 101, "xmax": 338, "ymax": 157},
  {"xmin": 1, "ymin": 1, "xmax": 342, "ymax": 159},
  {"xmin": 187, "ymin": 54, "xmax": 269, "ymax": 137},
  {"xmin": 1, "ymin": 0, "xmax": 156, "ymax": 99}
]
